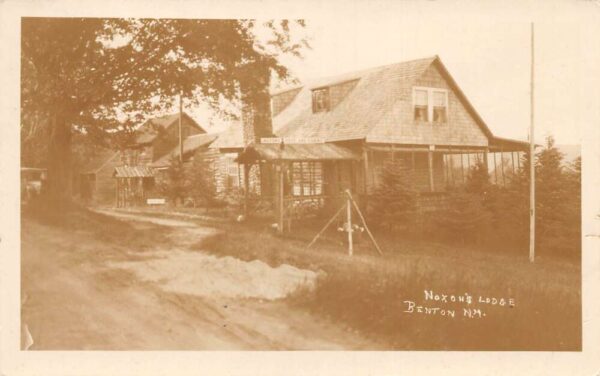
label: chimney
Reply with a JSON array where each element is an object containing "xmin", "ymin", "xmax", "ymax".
[{"xmin": 239, "ymin": 62, "xmax": 274, "ymax": 145}]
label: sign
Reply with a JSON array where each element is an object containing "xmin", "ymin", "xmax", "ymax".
[
  {"xmin": 285, "ymin": 137, "xmax": 325, "ymax": 144},
  {"xmin": 260, "ymin": 137, "xmax": 282, "ymax": 144},
  {"xmin": 260, "ymin": 137, "xmax": 325, "ymax": 144},
  {"xmin": 147, "ymin": 198, "xmax": 166, "ymax": 205}
]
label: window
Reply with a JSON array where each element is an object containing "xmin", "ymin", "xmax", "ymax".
[
  {"xmin": 291, "ymin": 161, "xmax": 323, "ymax": 196},
  {"xmin": 414, "ymin": 89, "xmax": 428, "ymax": 121},
  {"xmin": 413, "ymin": 87, "xmax": 448, "ymax": 123},
  {"xmin": 432, "ymin": 90, "xmax": 447, "ymax": 123},
  {"xmin": 312, "ymin": 88, "xmax": 330, "ymax": 113}
]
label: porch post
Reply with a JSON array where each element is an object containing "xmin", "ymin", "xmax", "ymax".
[
  {"xmin": 483, "ymin": 148, "xmax": 489, "ymax": 174},
  {"xmin": 243, "ymin": 163, "xmax": 250, "ymax": 217},
  {"xmin": 460, "ymin": 153, "xmax": 465, "ymax": 184},
  {"xmin": 511, "ymin": 151, "xmax": 516, "ymax": 175},
  {"xmin": 428, "ymin": 145, "xmax": 435, "ymax": 192},
  {"xmin": 362, "ymin": 147, "xmax": 369, "ymax": 196},
  {"xmin": 278, "ymin": 162, "xmax": 285, "ymax": 234},
  {"xmin": 500, "ymin": 147, "xmax": 506, "ymax": 186},
  {"xmin": 493, "ymin": 152, "xmax": 498, "ymax": 184}
]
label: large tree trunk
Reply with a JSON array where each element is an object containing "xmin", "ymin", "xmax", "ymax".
[{"xmin": 44, "ymin": 112, "xmax": 73, "ymax": 206}]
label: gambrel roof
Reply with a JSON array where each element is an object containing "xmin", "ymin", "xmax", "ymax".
[{"xmin": 273, "ymin": 55, "xmax": 495, "ymax": 144}]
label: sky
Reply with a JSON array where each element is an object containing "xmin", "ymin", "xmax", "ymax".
[{"xmin": 186, "ymin": 4, "xmax": 589, "ymax": 146}]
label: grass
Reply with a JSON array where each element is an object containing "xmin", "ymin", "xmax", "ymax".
[
  {"xmin": 22, "ymin": 203, "xmax": 581, "ymax": 350},
  {"xmin": 197, "ymin": 216, "xmax": 581, "ymax": 350}
]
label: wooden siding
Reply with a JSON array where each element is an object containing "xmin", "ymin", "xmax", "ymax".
[
  {"xmin": 366, "ymin": 64, "xmax": 489, "ymax": 147},
  {"xmin": 90, "ymin": 153, "xmax": 122, "ymax": 205}
]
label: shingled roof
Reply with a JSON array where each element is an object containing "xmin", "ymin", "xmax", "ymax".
[
  {"xmin": 150, "ymin": 133, "xmax": 219, "ymax": 168},
  {"xmin": 273, "ymin": 55, "xmax": 495, "ymax": 144},
  {"xmin": 135, "ymin": 112, "xmax": 206, "ymax": 144}
]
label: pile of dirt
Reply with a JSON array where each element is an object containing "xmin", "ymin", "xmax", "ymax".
[{"xmin": 108, "ymin": 250, "xmax": 321, "ymax": 300}]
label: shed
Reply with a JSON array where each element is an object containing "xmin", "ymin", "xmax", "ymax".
[{"xmin": 113, "ymin": 166, "xmax": 156, "ymax": 207}]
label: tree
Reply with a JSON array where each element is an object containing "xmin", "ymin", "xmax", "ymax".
[
  {"xmin": 161, "ymin": 156, "xmax": 187, "ymax": 206},
  {"xmin": 534, "ymin": 136, "xmax": 580, "ymax": 256},
  {"xmin": 21, "ymin": 18, "xmax": 308, "ymax": 206},
  {"xmin": 433, "ymin": 162, "xmax": 492, "ymax": 244},
  {"xmin": 369, "ymin": 159, "xmax": 417, "ymax": 232},
  {"xmin": 185, "ymin": 150, "xmax": 221, "ymax": 207}
]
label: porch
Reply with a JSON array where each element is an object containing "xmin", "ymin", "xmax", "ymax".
[{"xmin": 236, "ymin": 143, "xmax": 362, "ymax": 233}]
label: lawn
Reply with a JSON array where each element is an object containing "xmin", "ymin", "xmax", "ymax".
[{"xmin": 197, "ymin": 215, "xmax": 581, "ymax": 350}]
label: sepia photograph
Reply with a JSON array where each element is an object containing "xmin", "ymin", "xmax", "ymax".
[
  {"xmin": 2, "ymin": 0, "xmax": 600, "ymax": 374},
  {"xmin": 17, "ymin": 16, "xmax": 584, "ymax": 351}
]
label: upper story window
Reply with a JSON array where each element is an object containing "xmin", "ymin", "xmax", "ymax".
[
  {"xmin": 312, "ymin": 88, "xmax": 330, "ymax": 113},
  {"xmin": 413, "ymin": 87, "xmax": 448, "ymax": 123}
]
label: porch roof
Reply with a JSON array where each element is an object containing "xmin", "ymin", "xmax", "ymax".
[
  {"xmin": 237, "ymin": 143, "xmax": 360, "ymax": 163},
  {"xmin": 489, "ymin": 136, "xmax": 531, "ymax": 152},
  {"xmin": 113, "ymin": 166, "xmax": 155, "ymax": 178}
]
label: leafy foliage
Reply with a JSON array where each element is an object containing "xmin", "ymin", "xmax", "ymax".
[{"xmin": 21, "ymin": 18, "xmax": 309, "ymax": 201}]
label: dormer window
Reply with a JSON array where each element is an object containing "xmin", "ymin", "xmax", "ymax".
[
  {"xmin": 312, "ymin": 88, "xmax": 330, "ymax": 113},
  {"xmin": 413, "ymin": 87, "xmax": 448, "ymax": 123}
]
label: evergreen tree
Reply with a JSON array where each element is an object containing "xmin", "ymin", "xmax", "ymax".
[
  {"xmin": 433, "ymin": 162, "xmax": 492, "ymax": 244},
  {"xmin": 369, "ymin": 159, "xmax": 417, "ymax": 232},
  {"xmin": 186, "ymin": 150, "xmax": 221, "ymax": 207}
]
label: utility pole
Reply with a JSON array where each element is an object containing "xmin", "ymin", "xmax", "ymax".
[
  {"xmin": 179, "ymin": 91, "xmax": 183, "ymax": 163},
  {"xmin": 529, "ymin": 22, "xmax": 536, "ymax": 263}
]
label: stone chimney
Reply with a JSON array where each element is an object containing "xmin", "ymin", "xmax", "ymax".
[{"xmin": 239, "ymin": 62, "xmax": 274, "ymax": 146}]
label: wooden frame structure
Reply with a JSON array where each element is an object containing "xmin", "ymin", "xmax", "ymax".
[
  {"xmin": 236, "ymin": 142, "xmax": 361, "ymax": 233},
  {"xmin": 113, "ymin": 166, "xmax": 155, "ymax": 208}
]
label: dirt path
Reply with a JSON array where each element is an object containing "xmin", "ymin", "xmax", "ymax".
[{"xmin": 21, "ymin": 210, "xmax": 377, "ymax": 350}]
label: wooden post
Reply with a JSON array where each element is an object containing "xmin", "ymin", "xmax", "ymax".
[
  {"xmin": 449, "ymin": 152, "xmax": 454, "ymax": 187},
  {"xmin": 243, "ymin": 163, "xmax": 250, "ymax": 216},
  {"xmin": 492, "ymin": 152, "xmax": 498, "ymax": 184},
  {"xmin": 362, "ymin": 147, "xmax": 369, "ymax": 197},
  {"xmin": 529, "ymin": 22, "xmax": 536, "ymax": 263},
  {"xmin": 279, "ymin": 163, "xmax": 285, "ymax": 234},
  {"xmin": 428, "ymin": 146, "xmax": 435, "ymax": 192},
  {"xmin": 347, "ymin": 190, "xmax": 384, "ymax": 255},
  {"xmin": 179, "ymin": 92, "xmax": 183, "ymax": 163},
  {"xmin": 511, "ymin": 151, "xmax": 516, "ymax": 175},
  {"xmin": 500, "ymin": 147, "xmax": 506, "ymax": 186},
  {"xmin": 460, "ymin": 153, "xmax": 465, "ymax": 184},
  {"xmin": 346, "ymin": 194, "xmax": 353, "ymax": 256},
  {"xmin": 483, "ymin": 149, "xmax": 489, "ymax": 175}
]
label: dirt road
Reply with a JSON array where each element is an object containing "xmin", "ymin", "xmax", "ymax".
[{"xmin": 21, "ymin": 210, "xmax": 376, "ymax": 350}]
